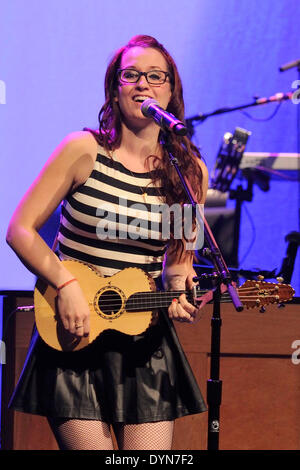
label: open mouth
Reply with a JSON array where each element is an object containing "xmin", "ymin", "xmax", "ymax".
[{"xmin": 133, "ymin": 95, "xmax": 152, "ymax": 103}]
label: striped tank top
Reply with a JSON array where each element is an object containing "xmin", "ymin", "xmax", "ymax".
[{"xmin": 57, "ymin": 148, "xmax": 168, "ymax": 278}]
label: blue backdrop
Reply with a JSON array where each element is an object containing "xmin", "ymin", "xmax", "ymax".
[{"xmin": 0, "ymin": 0, "xmax": 299, "ymax": 293}]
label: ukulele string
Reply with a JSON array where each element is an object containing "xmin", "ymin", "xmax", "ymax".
[
  {"xmin": 96, "ymin": 286, "xmax": 274, "ymax": 303},
  {"xmin": 95, "ymin": 286, "xmax": 278, "ymax": 310}
]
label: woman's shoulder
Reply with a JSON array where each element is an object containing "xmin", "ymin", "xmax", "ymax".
[
  {"xmin": 195, "ymin": 157, "xmax": 209, "ymax": 203},
  {"xmin": 61, "ymin": 130, "xmax": 111, "ymax": 161},
  {"xmin": 60, "ymin": 130, "xmax": 99, "ymax": 154},
  {"xmin": 54, "ymin": 130, "xmax": 99, "ymax": 188},
  {"xmin": 197, "ymin": 157, "xmax": 208, "ymax": 179}
]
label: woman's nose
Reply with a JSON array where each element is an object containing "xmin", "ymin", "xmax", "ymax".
[{"xmin": 136, "ymin": 75, "xmax": 149, "ymax": 88}]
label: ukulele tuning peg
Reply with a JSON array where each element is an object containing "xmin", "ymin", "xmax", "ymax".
[
  {"xmin": 276, "ymin": 277, "xmax": 284, "ymax": 283},
  {"xmin": 257, "ymin": 275, "xmax": 264, "ymax": 280}
]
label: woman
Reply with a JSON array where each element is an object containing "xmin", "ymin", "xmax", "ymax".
[{"xmin": 6, "ymin": 35, "xmax": 209, "ymax": 450}]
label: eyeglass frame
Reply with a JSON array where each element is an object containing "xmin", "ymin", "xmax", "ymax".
[{"xmin": 117, "ymin": 68, "xmax": 170, "ymax": 85}]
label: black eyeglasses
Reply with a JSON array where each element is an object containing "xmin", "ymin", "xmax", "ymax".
[{"xmin": 117, "ymin": 68, "xmax": 170, "ymax": 85}]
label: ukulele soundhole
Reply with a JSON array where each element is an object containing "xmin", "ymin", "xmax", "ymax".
[{"xmin": 94, "ymin": 286, "xmax": 125, "ymax": 320}]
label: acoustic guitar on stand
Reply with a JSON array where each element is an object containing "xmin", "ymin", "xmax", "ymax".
[{"xmin": 34, "ymin": 260, "xmax": 295, "ymax": 352}]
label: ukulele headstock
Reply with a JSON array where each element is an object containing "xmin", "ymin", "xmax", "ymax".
[{"xmin": 239, "ymin": 280, "xmax": 295, "ymax": 309}]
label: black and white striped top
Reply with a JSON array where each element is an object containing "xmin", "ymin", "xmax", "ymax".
[{"xmin": 57, "ymin": 148, "xmax": 168, "ymax": 278}]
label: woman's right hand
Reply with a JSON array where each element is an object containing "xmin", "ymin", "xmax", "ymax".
[{"xmin": 56, "ymin": 280, "xmax": 90, "ymax": 337}]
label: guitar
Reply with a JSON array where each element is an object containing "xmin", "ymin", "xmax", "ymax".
[{"xmin": 34, "ymin": 260, "xmax": 295, "ymax": 352}]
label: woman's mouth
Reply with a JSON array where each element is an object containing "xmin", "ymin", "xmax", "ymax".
[{"xmin": 132, "ymin": 95, "xmax": 152, "ymax": 103}]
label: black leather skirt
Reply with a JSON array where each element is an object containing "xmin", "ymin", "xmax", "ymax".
[{"xmin": 9, "ymin": 311, "xmax": 207, "ymax": 424}]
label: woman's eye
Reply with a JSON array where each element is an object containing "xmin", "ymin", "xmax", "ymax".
[
  {"xmin": 148, "ymin": 72, "xmax": 161, "ymax": 81},
  {"xmin": 123, "ymin": 70, "xmax": 138, "ymax": 79}
]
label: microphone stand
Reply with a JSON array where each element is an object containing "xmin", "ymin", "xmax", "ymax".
[
  {"xmin": 162, "ymin": 133, "xmax": 243, "ymax": 451},
  {"xmin": 185, "ymin": 92, "xmax": 293, "ymax": 135},
  {"xmin": 181, "ymin": 80, "xmax": 297, "ymax": 449}
]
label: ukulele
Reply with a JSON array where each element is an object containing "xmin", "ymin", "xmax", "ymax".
[{"xmin": 34, "ymin": 260, "xmax": 295, "ymax": 351}]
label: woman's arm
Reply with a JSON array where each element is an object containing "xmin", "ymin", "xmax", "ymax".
[
  {"xmin": 162, "ymin": 158, "xmax": 209, "ymax": 322},
  {"xmin": 6, "ymin": 130, "xmax": 98, "ymax": 335}
]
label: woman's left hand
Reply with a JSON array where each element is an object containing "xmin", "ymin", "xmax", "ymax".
[{"xmin": 167, "ymin": 273, "xmax": 207, "ymax": 323}]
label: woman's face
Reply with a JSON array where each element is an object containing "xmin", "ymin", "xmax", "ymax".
[{"xmin": 115, "ymin": 46, "xmax": 172, "ymax": 130}]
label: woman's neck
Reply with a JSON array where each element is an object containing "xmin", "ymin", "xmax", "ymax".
[{"xmin": 115, "ymin": 123, "xmax": 162, "ymax": 172}]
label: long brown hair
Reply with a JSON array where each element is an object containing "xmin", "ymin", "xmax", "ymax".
[{"xmin": 89, "ymin": 35, "xmax": 204, "ymax": 259}]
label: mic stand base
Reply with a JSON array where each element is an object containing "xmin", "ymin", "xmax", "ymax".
[{"xmin": 206, "ymin": 281, "xmax": 223, "ymax": 450}]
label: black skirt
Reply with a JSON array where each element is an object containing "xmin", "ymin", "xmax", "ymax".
[{"xmin": 9, "ymin": 311, "xmax": 207, "ymax": 424}]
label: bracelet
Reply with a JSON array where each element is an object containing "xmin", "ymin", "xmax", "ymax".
[{"xmin": 56, "ymin": 278, "xmax": 77, "ymax": 293}]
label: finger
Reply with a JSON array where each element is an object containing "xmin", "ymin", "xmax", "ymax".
[
  {"xmin": 70, "ymin": 317, "xmax": 85, "ymax": 336},
  {"xmin": 168, "ymin": 297, "xmax": 195, "ymax": 322},
  {"xmin": 168, "ymin": 298, "xmax": 180, "ymax": 318},
  {"xmin": 174, "ymin": 298, "xmax": 195, "ymax": 322},
  {"xmin": 83, "ymin": 314, "xmax": 90, "ymax": 337},
  {"xmin": 57, "ymin": 303, "xmax": 71, "ymax": 331},
  {"xmin": 75, "ymin": 326, "xmax": 85, "ymax": 337},
  {"xmin": 178, "ymin": 294, "xmax": 197, "ymax": 316},
  {"xmin": 175, "ymin": 313, "xmax": 194, "ymax": 323},
  {"xmin": 187, "ymin": 307, "xmax": 203, "ymax": 324},
  {"xmin": 60, "ymin": 316, "xmax": 70, "ymax": 332},
  {"xmin": 69, "ymin": 320, "xmax": 81, "ymax": 336},
  {"xmin": 168, "ymin": 298, "xmax": 187, "ymax": 320}
]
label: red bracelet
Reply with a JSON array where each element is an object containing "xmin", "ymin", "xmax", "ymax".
[{"xmin": 56, "ymin": 278, "xmax": 77, "ymax": 292}]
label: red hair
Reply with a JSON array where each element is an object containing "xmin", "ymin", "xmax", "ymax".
[{"xmin": 88, "ymin": 35, "xmax": 204, "ymax": 259}]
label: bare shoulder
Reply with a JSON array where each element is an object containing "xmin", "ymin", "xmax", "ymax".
[
  {"xmin": 49, "ymin": 130, "xmax": 99, "ymax": 186},
  {"xmin": 197, "ymin": 157, "xmax": 208, "ymax": 177},
  {"xmin": 196, "ymin": 157, "xmax": 209, "ymax": 203},
  {"xmin": 62, "ymin": 130, "xmax": 98, "ymax": 149},
  {"xmin": 56, "ymin": 130, "xmax": 98, "ymax": 163}
]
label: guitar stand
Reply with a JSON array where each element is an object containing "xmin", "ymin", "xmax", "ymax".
[{"xmin": 162, "ymin": 132, "xmax": 243, "ymax": 450}]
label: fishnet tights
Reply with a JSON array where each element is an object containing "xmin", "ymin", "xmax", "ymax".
[
  {"xmin": 114, "ymin": 421, "xmax": 174, "ymax": 450},
  {"xmin": 48, "ymin": 418, "xmax": 174, "ymax": 450}
]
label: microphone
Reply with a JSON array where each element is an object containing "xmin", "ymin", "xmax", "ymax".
[{"xmin": 141, "ymin": 98, "xmax": 187, "ymax": 136}]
